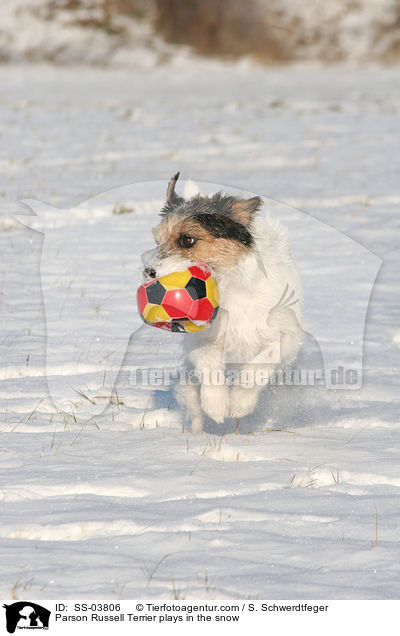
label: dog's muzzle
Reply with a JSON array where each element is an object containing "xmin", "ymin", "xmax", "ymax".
[
  {"xmin": 144, "ymin": 267, "xmax": 157, "ymax": 279},
  {"xmin": 141, "ymin": 248, "xmax": 158, "ymax": 280}
]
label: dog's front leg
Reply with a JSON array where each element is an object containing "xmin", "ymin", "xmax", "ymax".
[
  {"xmin": 174, "ymin": 382, "xmax": 204, "ymax": 434},
  {"xmin": 229, "ymin": 347, "xmax": 278, "ymax": 419},
  {"xmin": 187, "ymin": 346, "xmax": 229, "ymax": 424}
]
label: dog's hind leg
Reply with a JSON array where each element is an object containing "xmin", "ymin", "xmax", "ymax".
[
  {"xmin": 267, "ymin": 304, "xmax": 304, "ymax": 366},
  {"xmin": 229, "ymin": 364, "xmax": 271, "ymax": 419},
  {"xmin": 174, "ymin": 382, "xmax": 204, "ymax": 433}
]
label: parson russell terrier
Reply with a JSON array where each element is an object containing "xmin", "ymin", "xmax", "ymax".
[{"xmin": 142, "ymin": 173, "xmax": 303, "ymax": 433}]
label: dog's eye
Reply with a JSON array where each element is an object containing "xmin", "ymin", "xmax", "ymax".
[{"xmin": 177, "ymin": 234, "xmax": 197, "ymax": 249}]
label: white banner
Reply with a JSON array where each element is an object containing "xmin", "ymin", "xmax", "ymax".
[{"xmin": 1, "ymin": 599, "xmax": 398, "ymax": 635}]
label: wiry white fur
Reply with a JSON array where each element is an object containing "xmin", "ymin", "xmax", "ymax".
[
  {"xmin": 176, "ymin": 215, "xmax": 303, "ymax": 431},
  {"xmin": 146, "ymin": 214, "xmax": 304, "ymax": 433},
  {"xmin": 183, "ymin": 179, "xmax": 200, "ymax": 199}
]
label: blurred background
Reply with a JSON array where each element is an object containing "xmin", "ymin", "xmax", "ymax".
[{"xmin": 2, "ymin": 0, "xmax": 400, "ymax": 66}]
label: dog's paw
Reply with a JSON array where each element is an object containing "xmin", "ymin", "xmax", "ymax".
[
  {"xmin": 229, "ymin": 385, "xmax": 260, "ymax": 419},
  {"xmin": 200, "ymin": 384, "xmax": 229, "ymax": 423}
]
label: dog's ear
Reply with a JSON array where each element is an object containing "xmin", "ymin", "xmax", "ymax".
[
  {"xmin": 161, "ymin": 172, "xmax": 185, "ymax": 216},
  {"xmin": 166, "ymin": 172, "xmax": 181, "ymax": 206},
  {"xmin": 231, "ymin": 196, "xmax": 262, "ymax": 226}
]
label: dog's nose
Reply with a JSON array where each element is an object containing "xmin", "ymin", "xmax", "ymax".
[{"xmin": 144, "ymin": 267, "xmax": 157, "ymax": 279}]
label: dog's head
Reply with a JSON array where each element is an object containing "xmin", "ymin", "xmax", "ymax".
[{"xmin": 143, "ymin": 173, "xmax": 262, "ymax": 281}]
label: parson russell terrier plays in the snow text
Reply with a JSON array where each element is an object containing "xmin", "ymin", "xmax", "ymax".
[{"xmin": 142, "ymin": 173, "xmax": 303, "ymax": 433}]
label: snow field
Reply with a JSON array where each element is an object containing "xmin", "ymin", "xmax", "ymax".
[{"xmin": 0, "ymin": 62, "xmax": 399, "ymax": 599}]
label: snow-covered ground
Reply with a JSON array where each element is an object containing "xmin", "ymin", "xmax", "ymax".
[{"xmin": 1, "ymin": 61, "xmax": 400, "ymax": 600}]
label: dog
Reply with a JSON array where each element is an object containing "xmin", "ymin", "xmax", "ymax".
[{"xmin": 142, "ymin": 173, "xmax": 303, "ymax": 433}]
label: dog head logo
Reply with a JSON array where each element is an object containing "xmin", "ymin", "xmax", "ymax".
[
  {"xmin": 15, "ymin": 179, "xmax": 381, "ymax": 419},
  {"xmin": 3, "ymin": 602, "xmax": 51, "ymax": 633}
]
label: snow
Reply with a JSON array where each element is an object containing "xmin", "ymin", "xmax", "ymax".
[{"xmin": 0, "ymin": 61, "xmax": 400, "ymax": 600}]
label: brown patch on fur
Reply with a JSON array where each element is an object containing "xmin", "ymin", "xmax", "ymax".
[
  {"xmin": 154, "ymin": 214, "xmax": 250, "ymax": 275},
  {"xmin": 231, "ymin": 197, "xmax": 261, "ymax": 226}
]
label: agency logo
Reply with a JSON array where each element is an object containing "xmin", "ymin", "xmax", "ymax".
[{"xmin": 2, "ymin": 602, "xmax": 51, "ymax": 633}]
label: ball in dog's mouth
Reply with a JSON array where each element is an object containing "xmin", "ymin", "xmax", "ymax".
[{"xmin": 137, "ymin": 264, "xmax": 219, "ymax": 333}]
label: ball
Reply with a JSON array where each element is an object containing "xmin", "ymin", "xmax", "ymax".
[{"xmin": 137, "ymin": 264, "xmax": 219, "ymax": 333}]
